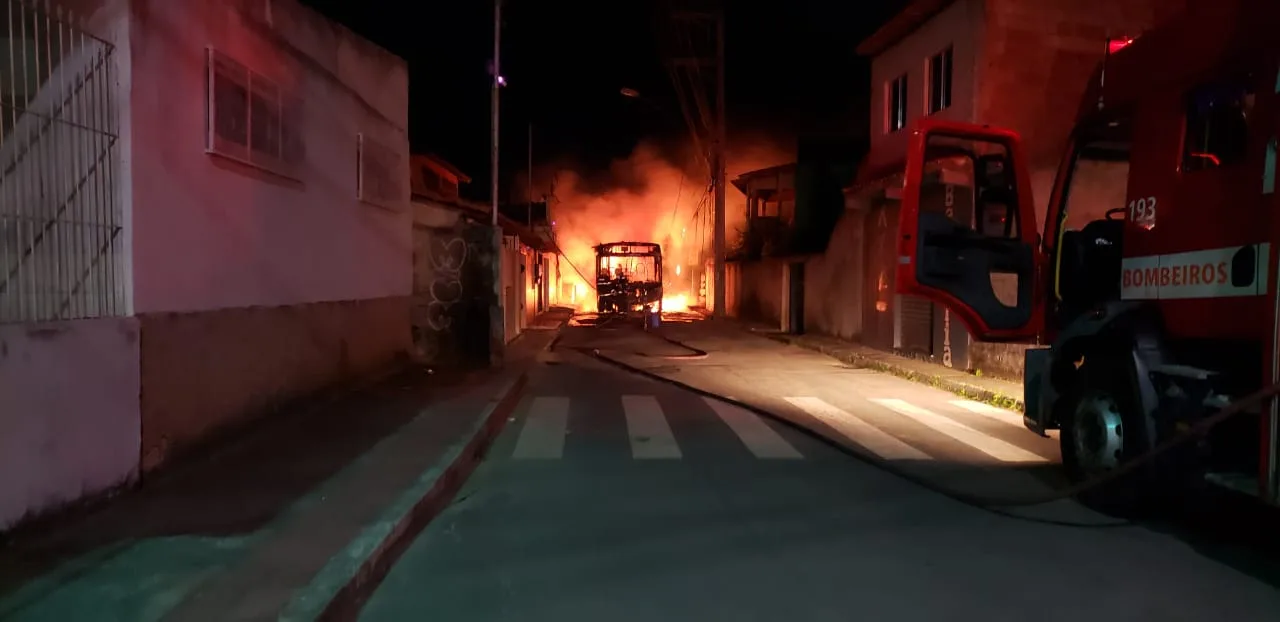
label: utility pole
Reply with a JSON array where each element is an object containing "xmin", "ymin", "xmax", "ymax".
[
  {"xmin": 712, "ymin": 10, "xmax": 726, "ymax": 319},
  {"xmin": 491, "ymin": 0, "xmax": 501, "ymax": 228},
  {"xmin": 489, "ymin": 0, "xmax": 504, "ymax": 365},
  {"xmin": 670, "ymin": 8, "xmax": 726, "ymax": 317},
  {"xmin": 528, "ymin": 123, "xmax": 533, "ymax": 227}
]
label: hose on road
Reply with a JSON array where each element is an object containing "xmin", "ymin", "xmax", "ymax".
[{"xmin": 580, "ymin": 335, "xmax": 1280, "ymax": 529}]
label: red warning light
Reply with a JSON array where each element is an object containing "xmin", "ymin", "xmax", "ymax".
[{"xmin": 1107, "ymin": 37, "xmax": 1135, "ymax": 55}]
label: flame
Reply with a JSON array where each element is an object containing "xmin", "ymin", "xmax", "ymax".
[
  {"xmin": 662, "ymin": 293, "xmax": 689, "ymax": 313},
  {"xmin": 534, "ymin": 138, "xmax": 790, "ymax": 314}
]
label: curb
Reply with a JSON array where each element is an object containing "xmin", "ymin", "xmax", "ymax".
[
  {"xmin": 760, "ymin": 333, "xmax": 1025, "ymax": 413},
  {"xmin": 280, "ymin": 372, "xmax": 529, "ymax": 622}
]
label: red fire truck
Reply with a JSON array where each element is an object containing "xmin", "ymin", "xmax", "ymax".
[{"xmin": 894, "ymin": 0, "xmax": 1280, "ymax": 509}]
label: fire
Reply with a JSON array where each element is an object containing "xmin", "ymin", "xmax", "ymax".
[
  {"xmin": 533, "ymin": 138, "xmax": 790, "ymax": 315},
  {"xmin": 662, "ymin": 293, "xmax": 689, "ymax": 313}
]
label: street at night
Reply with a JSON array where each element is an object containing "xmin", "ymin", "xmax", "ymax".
[
  {"xmin": 359, "ymin": 316, "xmax": 1280, "ymax": 621},
  {"xmin": 5, "ymin": 0, "xmax": 1280, "ymax": 620}
]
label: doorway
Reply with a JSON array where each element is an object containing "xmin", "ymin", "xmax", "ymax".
[{"xmin": 786, "ymin": 261, "xmax": 805, "ymax": 334}]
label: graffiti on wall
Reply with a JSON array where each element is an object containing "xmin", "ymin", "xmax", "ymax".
[
  {"xmin": 412, "ymin": 221, "xmax": 495, "ymax": 367},
  {"xmin": 425, "ymin": 237, "xmax": 467, "ymax": 331}
]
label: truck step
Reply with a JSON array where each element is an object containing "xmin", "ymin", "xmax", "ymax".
[
  {"xmin": 1150, "ymin": 363, "xmax": 1217, "ymax": 380},
  {"xmin": 1204, "ymin": 471, "xmax": 1261, "ymax": 498}
]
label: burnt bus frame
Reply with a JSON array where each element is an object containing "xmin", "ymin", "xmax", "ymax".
[{"xmin": 594, "ymin": 241, "xmax": 664, "ymax": 314}]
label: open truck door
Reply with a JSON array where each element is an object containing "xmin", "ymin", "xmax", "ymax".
[{"xmin": 896, "ymin": 119, "xmax": 1043, "ymax": 342}]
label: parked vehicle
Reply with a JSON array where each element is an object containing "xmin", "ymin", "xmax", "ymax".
[{"xmin": 893, "ymin": 0, "xmax": 1280, "ymax": 509}]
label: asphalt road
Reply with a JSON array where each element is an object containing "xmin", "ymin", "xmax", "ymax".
[{"xmin": 359, "ymin": 321, "xmax": 1280, "ymax": 621}]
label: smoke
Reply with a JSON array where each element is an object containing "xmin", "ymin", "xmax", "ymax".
[{"xmin": 537, "ymin": 135, "xmax": 791, "ymax": 311}]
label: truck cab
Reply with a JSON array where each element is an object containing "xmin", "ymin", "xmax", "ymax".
[{"xmin": 893, "ymin": 0, "xmax": 1280, "ymax": 508}]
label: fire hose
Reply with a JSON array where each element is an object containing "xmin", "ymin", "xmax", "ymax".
[{"xmin": 577, "ymin": 332, "xmax": 1280, "ymax": 528}]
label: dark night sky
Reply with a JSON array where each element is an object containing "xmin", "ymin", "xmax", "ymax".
[{"xmin": 298, "ymin": 0, "xmax": 904, "ymax": 197}]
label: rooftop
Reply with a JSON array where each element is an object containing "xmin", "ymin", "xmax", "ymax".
[{"xmin": 856, "ymin": 0, "xmax": 959, "ymax": 57}]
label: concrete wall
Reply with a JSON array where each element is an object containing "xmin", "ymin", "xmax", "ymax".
[
  {"xmin": 125, "ymin": 0, "xmax": 413, "ymax": 468},
  {"xmin": 410, "ymin": 201, "xmax": 498, "ymax": 368},
  {"xmin": 731, "ymin": 259, "xmax": 786, "ymax": 326},
  {"xmin": 731, "ymin": 210, "xmax": 867, "ymax": 340},
  {"xmin": 0, "ymin": 319, "xmax": 141, "ymax": 530},
  {"xmin": 127, "ymin": 0, "xmax": 411, "ymax": 313},
  {"xmin": 501, "ymin": 235, "xmax": 522, "ymax": 343},
  {"xmin": 138, "ymin": 298, "xmax": 407, "ymax": 470},
  {"xmin": 0, "ymin": 0, "xmax": 136, "ymax": 531},
  {"xmin": 977, "ymin": 0, "xmax": 1187, "ymax": 227},
  {"xmin": 802, "ymin": 211, "xmax": 866, "ymax": 340},
  {"xmin": 867, "ymin": 0, "xmax": 984, "ymax": 171}
]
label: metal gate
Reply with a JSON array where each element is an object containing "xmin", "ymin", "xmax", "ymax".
[
  {"xmin": 898, "ymin": 296, "xmax": 933, "ymax": 355},
  {"xmin": 1, "ymin": 0, "xmax": 123, "ymax": 323}
]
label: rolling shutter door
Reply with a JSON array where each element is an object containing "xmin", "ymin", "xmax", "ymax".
[{"xmin": 899, "ymin": 296, "xmax": 933, "ymax": 356}]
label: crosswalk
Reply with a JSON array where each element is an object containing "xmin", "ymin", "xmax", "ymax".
[{"xmin": 502, "ymin": 393, "xmax": 1055, "ymax": 465}]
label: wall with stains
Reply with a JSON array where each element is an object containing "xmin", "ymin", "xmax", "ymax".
[
  {"xmin": 410, "ymin": 201, "xmax": 498, "ymax": 368},
  {"xmin": 0, "ymin": 319, "xmax": 140, "ymax": 530},
  {"xmin": 124, "ymin": 0, "xmax": 413, "ymax": 469}
]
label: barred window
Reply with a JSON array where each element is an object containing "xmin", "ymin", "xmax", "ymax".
[{"xmin": 206, "ymin": 48, "xmax": 302, "ymax": 177}]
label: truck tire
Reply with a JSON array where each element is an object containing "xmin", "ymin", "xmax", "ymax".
[{"xmin": 1058, "ymin": 346, "xmax": 1163, "ymax": 516}]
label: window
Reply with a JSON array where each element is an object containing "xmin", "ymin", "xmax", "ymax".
[
  {"xmin": 206, "ymin": 48, "xmax": 302, "ymax": 177},
  {"xmin": 1182, "ymin": 80, "xmax": 1254, "ymax": 172},
  {"xmin": 928, "ymin": 46, "xmax": 953, "ymax": 114},
  {"xmin": 1060, "ymin": 118, "xmax": 1132, "ymax": 233},
  {"xmin": 887, "ymin": 74, "xmax": 908, "ymax": 133},
  {"xmin": 357, "ymin": 133, "xmax": 404, "ymax": 210}
]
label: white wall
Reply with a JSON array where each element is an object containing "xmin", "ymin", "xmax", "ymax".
[
  {"xmin": 866, "ymin": 0, "xmax": 984, "ymax": 170},
  {"xmin": 0, "ymin": 318, "xmax": 140, "ymax": 530},
  {"xmin": 126, "ymin": 0, "xmax": 412, "ymax": 315}
]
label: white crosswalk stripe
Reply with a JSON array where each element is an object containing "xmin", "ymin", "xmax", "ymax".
[
  {"xmin": 702, "ymin": 397, "xmax": 803, "ymax": 459},
  {"xmin": 870, "ymin": 398, "xmax": 1047, "ymax": 463},
  {"xmin": 623, "ymin": 395, "xmax": 682, "ymax": 459},
  {"xmin": 512, "ymin": 396, "xmax": 570, "ymax": 459},
  {"xmin": 784, "ymin": 397, "xmax": 931, "ymax": 461},
  {"xmin": 506, "ymin": 394, "xmax": 1052, "ymax": 465},
  {"xmin": 948, "ymin": 399, "xmax": 1026, "ymax": 429}
]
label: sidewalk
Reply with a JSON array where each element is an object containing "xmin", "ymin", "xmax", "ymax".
[
  {"xmin": 732, "ymin": 320, "xmax": 1025, "ymax": 412},
  {"xmin": 0, "ymin": 327, "xmax": 557, "ymax": 622},
  {"xmin": 524, "ymin": 306, "xmax": 574, "ymax": 331}
]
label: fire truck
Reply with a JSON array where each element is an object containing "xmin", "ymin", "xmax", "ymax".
[{"xmin": 894, "ymin": 0, "xmax": 1280, "ymax": 509}]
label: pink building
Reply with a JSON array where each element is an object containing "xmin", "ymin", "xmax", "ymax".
[{"xmin": 0, "ymin": 0, "xmax": 411, "ymax": 530}]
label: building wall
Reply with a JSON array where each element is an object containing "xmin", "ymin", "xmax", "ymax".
[
  {"xmin": 731, "ymin": 258, "xmax": 786, "ymax": 326},
  {"xmin": 125, "ymin": 0, "xmax": 413, "ymax": 468},
  {"xmin": 866, "ymin": 0, "xmax": 984, "ymax": 171},
  {"xmin": 127, "ymin": 0, "xmax": 411, "ymax": 313},
  {"xmin": 0, "ymin": 0, "xmax": 138, "ymax": 531},
  {"xmin": 802, "ymin": 211, "xmax": 865, "ymax": 339},
  {"xmin": 410, "ymin": 201, "xmax": 497, "ymax": 367},
  {"xmin": 501, "ymin": 234, "xmax": 523, "ymax": 343},
  {"xmin": 977, "ymin": 0, "xmax": 1187, "ymax": 226},
  {"xmin": 0, "ymin": 319, "xmax": 141, "ymax": 530}
]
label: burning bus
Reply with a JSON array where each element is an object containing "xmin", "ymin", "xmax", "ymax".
[{"xmin": 594, "ymin": 241, "xmax": 663, "ymax": 314}]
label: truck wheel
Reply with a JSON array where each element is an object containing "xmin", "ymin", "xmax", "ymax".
[{"xmin": 1059, "ymin": 349, "xmax": 1162, "ymax": 515}]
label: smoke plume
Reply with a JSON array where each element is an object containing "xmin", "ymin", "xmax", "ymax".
[{"xmin": 539, "ymin": 136, "xmax": 791, "ymax": 311}]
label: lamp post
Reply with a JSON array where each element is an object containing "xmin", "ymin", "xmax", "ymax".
[{"xmin": 489, "ymin": 0, "xmax": 505, "ymax": 366}]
